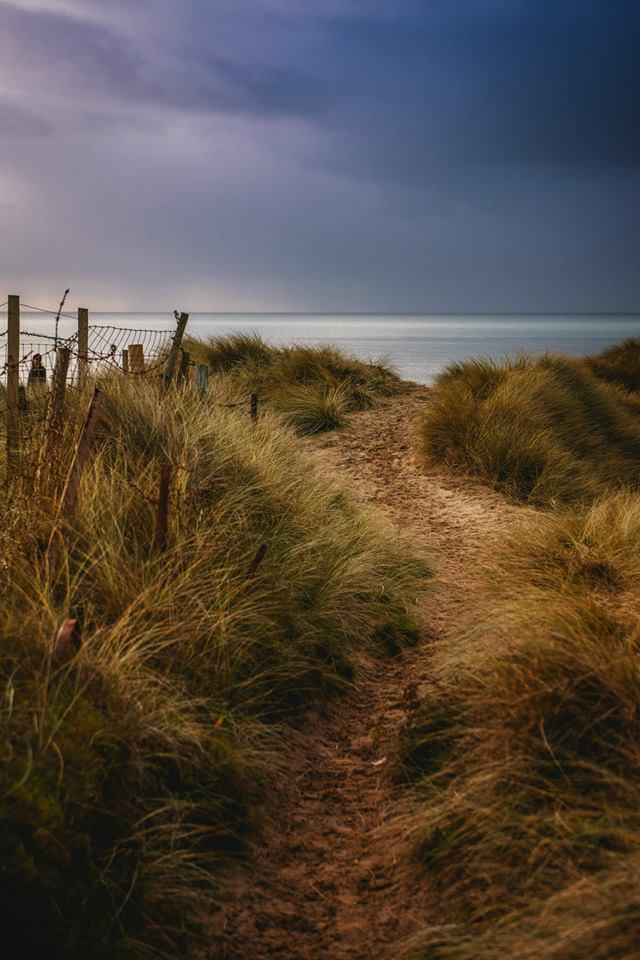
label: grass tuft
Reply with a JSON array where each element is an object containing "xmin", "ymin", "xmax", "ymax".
[
  {"xmin": 185, "ymin": 333, "xmax": 401, "ymax": 434},
  {"xmin": 398, "ymin": 488, "xmax": 640, "ymax": 959},
  {"xmin": 417, "ymin": 350, "xmax": 640, "ymax": 504}
]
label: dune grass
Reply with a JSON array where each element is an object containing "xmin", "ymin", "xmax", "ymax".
[
  {"xmin": 585, "ymin": 337, "xmax": 640, "ymax": 393},
  {"xmin": 417, "ymin": 348, "xmax": 640, "ymax": 504},
  {"xmin": 398, "ymin": 490, "xmax": 640, "ymax": 959},
  {"xmin": 0, "ymin": 377, "xmax": 428, "ymax": 958},
  {"xmin": 185, "ymin": 332, "xmax": 401, "ymax": 434}
]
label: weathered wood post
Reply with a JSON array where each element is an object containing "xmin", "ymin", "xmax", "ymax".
[
  {"xmin": 128, "ymin": 344, "xmax": 145, "ymax": 374},
  {"xmin": 77, "ymin": 307, "xmax": 89, "ymax": 390},
  {"xmin": 177, "ymin": 350, "xmax": 190, "ymax": 386},
  {"xmin": 46, "ymin": 386, "xmax": 104, "ymax": 575},
  {"xmin": 250, "ymin": 392, "xmax": 259, "ymax": 422},
  {"xmin": 50, "ymin": 348, "xmax": 71, "ymax": 427},
  {"xmin": 196, "ymin": 363, "xmax": 209, "ymax": 400},
  {"xmin": 155, "ymin": 461, "xmax": 172, "ymax": 553},
  {"xmin": 5, "ymin": 294, "xmax": 20, "ymax": 482},
  {"xmin": 121, "ymin": 349, "xmax": 129, "ymax": 373},
  {"xmin": 162, "ymin": 312, "xmax": 189, "ymax": 394},
  {"xmin": 40, "ymin": 347, "xmax": 71, "ymax": 493},
  {"xmin": 56, "ymin": 386, "xmax": 104, "ymax": 521}
]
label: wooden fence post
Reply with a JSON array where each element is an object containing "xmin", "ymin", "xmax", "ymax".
[
  {"xmin": 155, "ymin": 461, "xmax": 172, "ymax": 553},
  {"xmin": 5, "ymin": 294, "xmax": 20, "ymax": 483},
  {"xmin": 46, "ymin": 386, "xmax": 103, "ymax": 575},
  {"xmin": 196, "ymin": 363, "xmax": 209, "ymax": 400},
  {"xmin": 177, "ymin": 350, "xmax": 190, "ymax": 386},
  {"xmin": 128, "ymin": 344, "xmax": 145, "ymax": 373},
  {"xmin": 250, "ymin": 392, "xmax": 259, "ymax": 422},
  {"xmin": 40, "ymin": 347, "xmax": 70, "ymax": 493},
  {"xmin": 56, "ymin": 386, "xmax": 104, "ymax": 522},
  {"xmin": 122, "ymin": 349, "xmax": 129, "ymax": 373},
  {"xmin": 77, "ymin": 307, "xmax": 89, "ymax": 390},
  {"xmin": 162, "ymin": 312, "xmax": 189, "ymax": 393}
]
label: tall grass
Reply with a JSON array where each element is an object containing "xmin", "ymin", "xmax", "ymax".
[
  {"xmin": 585, "ymin": 337, "xmax": 640, "ymax": 393},
  {"xmin": 0, "ymin": 377, "xmax": 428, "ymax": 958},
  {"xmin": 185, "ymin": 332, "xmax": 401, "ymax": 434},
  {"xmin": 417, "ymin": 350, "xmax": 640, "ymax": 504},
  {"xmin": 398, "ymin": 490, "xmax": 640, "ymax": 959}
]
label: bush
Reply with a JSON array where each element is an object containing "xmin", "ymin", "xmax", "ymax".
[
  {"xmin": 0, "ymin": 378, "xmax": 428, "ymax": 957},
  {"xmin": 417, "ymin": 352, "xmax": 640, "ymax": 504}
]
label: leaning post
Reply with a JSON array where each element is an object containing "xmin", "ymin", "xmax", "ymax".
[
  {"xmin": 5, "ymin": 294, "xmax": 20, "ymax": 483},
  {"xmin": 162, "ymin": 312, "xmax": 189, "ymax": 394}
]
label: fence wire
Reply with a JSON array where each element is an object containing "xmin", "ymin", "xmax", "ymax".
[{"xmin": 0, "ymin": 304, "xmax": 176, "ymax": 496}]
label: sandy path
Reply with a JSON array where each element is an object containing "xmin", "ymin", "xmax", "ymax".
[{"xmin": 208, "ymin": 386, "xmax": 523, "ymax": 960}]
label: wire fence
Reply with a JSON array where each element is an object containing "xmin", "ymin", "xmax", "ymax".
[
  {"xmin": 0, "ymin": 297, "xmax": 259, "ymax": 502},
  {"xmin": 0, "ymin": 298, "xmax": 179, "ymax": 497}
]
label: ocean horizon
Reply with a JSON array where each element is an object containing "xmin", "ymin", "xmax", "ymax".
[{"xmin": 14, "ymin": 310, "xmax": 640, "ymax": 385}]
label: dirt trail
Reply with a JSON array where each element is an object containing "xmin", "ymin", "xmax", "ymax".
[{"xmin": 209, "ymin": 386, "xmax": 523, "ymax": 960}]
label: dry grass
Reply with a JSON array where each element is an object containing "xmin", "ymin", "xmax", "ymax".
[
  {"xmin": 185, "ymin": 332, "xmax": 401, "ymax": 434},
  {"xmin": 0, "ymin": 377, "xmax": 428, "ymax": 958},
  {"xmin": 417, "ymin": 350, "xmax": 640, "ymax": 504},
  {"xmin": 398, "ymin": 490, "xmax": 640, "ymax": 959}
]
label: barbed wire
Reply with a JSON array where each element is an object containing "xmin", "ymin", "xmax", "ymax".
[{"xmin": 21, "ymin": 302, "xmax": 80, "ymax": 321}]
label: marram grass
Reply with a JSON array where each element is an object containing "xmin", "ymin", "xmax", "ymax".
[
  {"xmin": 0, "ymin": 376, "xmax": 428, "ymax": 958},
  {"xmin": 417, "ymin": 347, "xmax": 640, "ymax": 504},
  {"xmin": 185, "ymin": 331, "xmax": 402, "ymax": 434},
  {"xmin": 398, "ymin": 489, "xmax": 640, "ymax": 960}
]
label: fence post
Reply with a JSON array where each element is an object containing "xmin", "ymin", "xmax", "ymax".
[
  {"xmin": 77, "ymin": 307, "xmax": 89, "ymax": 390},
  {"xmin": 177, "ymin": 349, "xmax": 190, "ymax": 386},
  {"xmin": 56, "ymin": 386, "xmax": 104, "ymax": 522},
  {"xmin": 162, "ymin": 312, "xmax": 189, "ymax": 393},
  {"xmin": 6, "ymin": 294, "xmax": 20, "ymax": 483},
  {"xmin": 196, "ymin": 363, "xmax": 209, "ymax": 400},
  {"xmin": 250, "ymin": 392, "xmax": 259, "ymax": 422},
  {"xmin": 128, "ymin": 344, "xmax": 144, "ymax": 374},
  {"xmin": 46, "ymin": 386, "xmax": 104, "ymax": 574},
  {"xmin": 39, "ymin": 347, "xmax": 71, "ymax": 493},
  {"xmin": 155, "ymin": 461, "xmax": 172, "ymax": 553},
  {"xmin": 122, "ymin": 349, "xmax": 129, "ymax": 373}
]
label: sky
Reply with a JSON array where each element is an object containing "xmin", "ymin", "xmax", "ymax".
[{"xmin": 0, "ymin": 0, "xmax": 638, "ymax": 312}]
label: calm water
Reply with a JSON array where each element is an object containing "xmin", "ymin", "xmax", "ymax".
[{"xmin": 22, "ymin": 312, "xmax": 640, "ymax": 385}]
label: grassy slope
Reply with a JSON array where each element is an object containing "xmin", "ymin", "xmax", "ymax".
[
  {"xmin": 185, "ymin": 331, "xmax": 402, "ymax": 434},
  {"xmin": 403, "ymin": 339, "xmax": 640, "ymax": 958},
  {"xmin": 0, "ymin": 373, "xmax": 428, "ymax": 958},
  {"xmin": 417, "ymin": 343, "xmax": 640, "ymax": 505}
]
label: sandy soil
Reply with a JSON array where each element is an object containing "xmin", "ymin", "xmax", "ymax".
[{"xmin": 207, "ymin": 386, "xmax": 524, "ymax": 960}]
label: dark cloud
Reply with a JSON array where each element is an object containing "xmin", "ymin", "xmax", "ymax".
[{"xmin": 0, "ymin": 0, "xmax": 637, "ymax": 310}]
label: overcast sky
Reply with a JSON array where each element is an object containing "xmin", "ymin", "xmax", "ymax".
[{"xmin": 0, "ymin": 0, "xmax": 638, "ymax": 311}]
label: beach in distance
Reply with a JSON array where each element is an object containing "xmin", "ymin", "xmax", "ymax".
[{"xmin": 30, "ymin": 311, "xmax": 640, "ymax": 384}]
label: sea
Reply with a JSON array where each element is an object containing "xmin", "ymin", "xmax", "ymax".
[{"xmin": 17, "ymin": 312, "xmax": 640, "ymax": 385}]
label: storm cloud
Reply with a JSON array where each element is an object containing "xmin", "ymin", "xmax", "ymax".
[{"xmin": 0, "ymin": 0, "xmax": 638, "ymax": 310}]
